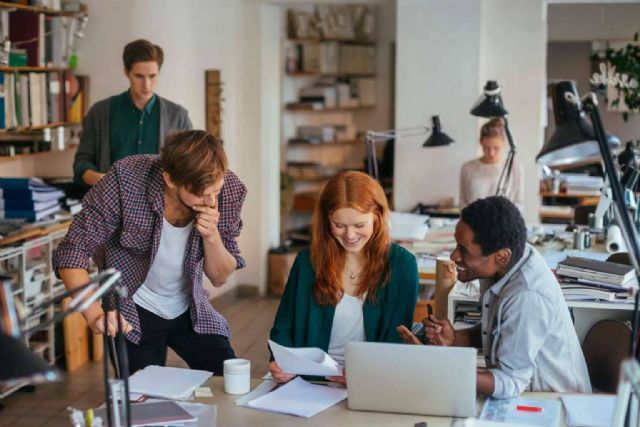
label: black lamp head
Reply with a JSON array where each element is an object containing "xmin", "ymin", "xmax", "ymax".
[
  {"xmin": 423, "ymin": 115, "xmax": 454, "ymax": 147},
  {"xmin": 0, "ymin": 334, "xmax": 61, "ymax": 387},
  {"xmin": 471, "ymin": 80, "xmax": 508, "ymax": 118},
  {"xmin": 537, "ymin": 81, "xmax": 620, "ymax": 166}
]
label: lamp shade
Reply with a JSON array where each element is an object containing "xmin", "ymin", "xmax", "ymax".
[
  {"xmin": 0, "ymin": 334, "xmax": 61, "ymax": 386},
  {"xmin": 537, "ymin": 81, "xmax": 620, "ymax": 166},
  {"xmin": 471, "ymin": 81, "xmax": 508, "ymax": 117},
  {"xmin": 423, "ymin": 116, "xmax": 454, "ymax": 147}
]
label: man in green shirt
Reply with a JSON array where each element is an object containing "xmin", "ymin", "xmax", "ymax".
[{"xmin": 74, "ymin": 39, "xmax": 192, "ymax": 186}]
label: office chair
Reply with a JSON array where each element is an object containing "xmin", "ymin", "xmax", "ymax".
[
  {"xmin": 606, "ymin": 252, "xmax": 632, "ymax": 266},
  {"xmin": 582, "ymin": 319, "xmax": 632, "ymax": 393}
]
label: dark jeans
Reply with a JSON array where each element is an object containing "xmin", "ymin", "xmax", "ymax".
[{"xmin": 124, "ymin": 305, "xmax": 235, "ymax": 376}]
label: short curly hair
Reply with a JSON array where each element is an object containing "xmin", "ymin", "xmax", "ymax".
[{"xmin": 460, "ymin": 196, "xmax": 526, "ymax": 264}]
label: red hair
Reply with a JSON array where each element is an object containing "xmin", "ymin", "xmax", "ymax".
[{"xmin": 310, "ymin": 171, "xmax": 391, "ymax": 306}]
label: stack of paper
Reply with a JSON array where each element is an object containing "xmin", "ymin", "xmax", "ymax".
[
  {"xmin": 128, "ymin": 366, "xmax": 212, "ymax": 400},
  {"xmin": 243, "ymin": 377, "xmax": 347, "ymax": 418}
]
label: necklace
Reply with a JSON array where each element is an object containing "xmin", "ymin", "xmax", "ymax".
[{"xmin": 347, "ymin": 265, "xmax": 361, "ymax": 280}]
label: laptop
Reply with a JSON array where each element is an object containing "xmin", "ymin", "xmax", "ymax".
[{"xmin": 345, "ymin": 342, "xmax": 477, "ymax": 417}]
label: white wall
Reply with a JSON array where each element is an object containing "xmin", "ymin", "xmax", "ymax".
[
  {"xmin": 395, "ymin": 0, "xmax": 547, "ymax": 224},
  {"xmin": 479, "ymin": 0, "xmax": 547, "ymax": 223},
  {"xmin": 395, "ymin": 0, "xmax": 482, "ymax": 211},
  {"xmin": 233, "ymin": 2, "xmax": 282, "ymax": 295},
  {"xmin": 548, "ymin": 3, "xmax": 640, "ymax": 41}
]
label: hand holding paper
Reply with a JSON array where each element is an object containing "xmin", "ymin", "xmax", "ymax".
[{"xmin": 268, "ymin": 340, "xmax": 341, "ymax": 376}]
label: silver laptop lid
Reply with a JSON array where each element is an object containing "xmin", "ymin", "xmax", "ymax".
[{"xmin": 345, "ymin": 342, "xmax": 477, "ymax": 417}]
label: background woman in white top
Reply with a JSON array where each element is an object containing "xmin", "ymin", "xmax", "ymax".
[{"xmin": 459, "ymin": 118, "xmax": 524, "ymax": 211}]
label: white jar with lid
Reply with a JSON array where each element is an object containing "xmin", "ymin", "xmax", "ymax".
[{"xmin": 223, "ymin": 358, "xmax": 251, "ymax": 394}]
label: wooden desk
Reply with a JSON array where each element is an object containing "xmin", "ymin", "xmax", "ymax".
[{"xmin": 194, "ymin": 377, "xmax": 568, "ymax": 427}]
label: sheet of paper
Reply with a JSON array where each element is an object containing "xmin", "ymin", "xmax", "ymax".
[
  {"xmin": 128, "ymin": 365, "xmax": 212, "ymax": 400},
  {"xmin": 560, "ymin": 394, "xmax": 616, "ymax": 427},
  {"xmin": 235, "ymin": 380, "xmax": 276, "ymax": 406},
  {"xmin": 480, "ymin": 397, "xmax": 561, "ymax": 427},
  {"xmin": 246, "ymin": 377, "xmax": 347, "ymax": 418},
  {"xmin": 268, "ymin": 340, "xmax": 341, "ymax": 376}
]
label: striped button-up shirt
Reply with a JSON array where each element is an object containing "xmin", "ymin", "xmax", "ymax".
[
  {"xmin": 480, "ymin": 244, "xmax": 592, "ymax": 399},
  {"xmin": 53, "ymin": 155, "xmax": 247, "ymax": 344}
]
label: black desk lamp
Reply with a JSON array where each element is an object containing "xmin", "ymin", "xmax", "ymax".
[
  {"xmin": 365, "ymin": 115, "xmax": 454, "ymax": 181},
  {"xmin": 537, "ymin": 81, "xmax": 620, "ymax": 167},
  {"xmin": 0, "ymin": 269, "xmax": 131, "ymax": 427},
  {"xmin": 470, "ymin": 80, "xmax": 515, "ymax": 197},
  {"xmin": 536, "ymin": 81, "xmax": 638, "ymax": 353}
]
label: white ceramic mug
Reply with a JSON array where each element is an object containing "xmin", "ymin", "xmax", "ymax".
[{"xmin": 224, "ymin": 358, "xmax": 251, "ymax": 394}]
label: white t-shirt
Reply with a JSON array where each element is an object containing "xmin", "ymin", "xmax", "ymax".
[
  {"xmin": 133, "ymin": 218, "xmax": 193, "ymax": 319},
  {"xmin": 328, "ymin": 293, "xmax": 366, "ymax": 368},
  {"xmin": 459, "ymin": 158, "xmax": 524, "ymax": 211}
]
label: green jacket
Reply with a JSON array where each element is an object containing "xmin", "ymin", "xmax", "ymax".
[{"xmin": 270, "ymin": 243, "xmax": 419, "ymax": 352}]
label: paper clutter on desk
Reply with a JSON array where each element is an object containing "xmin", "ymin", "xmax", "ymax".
[
  {"xmin": 128, "ymin": 365, "xmax": 212, "ymax": 400},
  {"xmin": 268, "ymin": 340, "xmax": 341, "ymax": 376},
  {"xmin": 389, "ymin": 211, "xmax": 429, "ymax": 241},
  {"xmin": 244, "ymin": 377, "xmax": 347, "ymax": 418}
]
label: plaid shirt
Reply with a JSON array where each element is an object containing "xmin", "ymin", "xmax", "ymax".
[{"xmin": 53, "ymin": 155, "xmax": 246, "ymax": 344}]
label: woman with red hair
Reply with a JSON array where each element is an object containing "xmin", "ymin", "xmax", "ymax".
[{"xmin": 269, "ymin": 171, "xmax": 419, "ymax": 384}]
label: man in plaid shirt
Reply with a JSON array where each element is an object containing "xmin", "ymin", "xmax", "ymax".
[{"xmin": 53, "ymin": 130, "xmax": 246, "ymax": 375}]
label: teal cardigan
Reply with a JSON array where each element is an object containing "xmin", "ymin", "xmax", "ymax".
[{"xmin": 270, "ymin": 243, "xmax": 419, "ymax": 352}]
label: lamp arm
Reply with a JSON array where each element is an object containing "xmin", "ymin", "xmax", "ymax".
[
  {"xmin": 582, "ymin": 94, "xmax": 640, "ymax": 359},
  {"xmin": 23, "ymin": 269, "xmax": 123, "ymax": 335},
  {"xmin": 495, "ymin": 116, "xmax": 517, "ymax": 197}
]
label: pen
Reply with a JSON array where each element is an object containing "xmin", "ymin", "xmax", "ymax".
[{"xmin": 516, "ymin": 405, "xmax": 543, "ymax": 412}]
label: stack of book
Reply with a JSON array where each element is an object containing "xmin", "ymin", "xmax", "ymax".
[
  {"xmin": 0, "ymin": 178, "xmax": 64, "ymax": 222},
  {"xmin": 555, "ymin": 257, "xmax": 636, "ymax": 303},
  {"xmin": 454, "ymin": 302, "xmax": 482, "ymax": 326},
  {"xmin": 1, "ymin": 71, "xmax": 74, "ymax": 129}
]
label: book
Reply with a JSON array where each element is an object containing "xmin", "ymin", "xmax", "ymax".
[
  {"xmin": 556, "ymin": 257, "xmax": 637, "ymax": 288},
  {"xmin": 0, "ymin": 73, "xmax": 4, "ymax": 129},
  {"xmin": 0, "ymin": 203, "xmax": 61, "ymax": 222},
  {"xmin": 9, "ymin": 11, "xmax": 42, "ymax": 67},
  {"xmin": 93, "ymin": 401, "xmax": 196, "ymax": 427},
  {"xmin": 0, "ymin": 198, "xmax": 59, "ymax": 211},
  {"xmin": 561, "ymin": 286, "xmax": 630, "ymax": 302},
  {"xmin": 0, "ymin": 189, "xmax": 65, "ymax": 202}
]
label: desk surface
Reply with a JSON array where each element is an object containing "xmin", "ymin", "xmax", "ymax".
[{"xmin": 195, "ymin": 377, "xmax": 567, "ymax": 427}]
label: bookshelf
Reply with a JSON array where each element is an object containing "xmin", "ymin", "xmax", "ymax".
[
  {"xmin": 0, "ymin": 1, "xmax": 88, "ymax": 404},
  {"xmin": 281, "ymin": 4, "xmax": 382, "ymax": 243},
  {"xmin": 0, "ymin": 1, "xmax": 88, "ymax": 160}
]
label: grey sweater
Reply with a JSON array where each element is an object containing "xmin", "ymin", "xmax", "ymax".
[{"xmin": 73, "ymin": 95, "xmax": 192, "ymax": 183}]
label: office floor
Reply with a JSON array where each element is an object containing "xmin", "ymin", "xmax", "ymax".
[{"xmin": 0, "ymin": 296, "xmax": 280, "ymax": 427}]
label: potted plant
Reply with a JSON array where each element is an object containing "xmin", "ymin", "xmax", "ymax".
[{"xmin": 605, "ymin": 32, "xmax": 640, "ymax": 120}]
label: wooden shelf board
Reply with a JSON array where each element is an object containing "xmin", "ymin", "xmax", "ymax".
[
  {"xmin": 0, "ymin": 66, "xmax": 69, "ymax": 73},
  {"xmin": 286, "ymin": 105, "xmax": 375, "ymax": 112},
  {"xmin": 0, "ymin": 145, "xmax": 77, "ymax": 163},
  {"xmin": 288, "ymin": 139, "xmax": 363, "ymax": 147},
  {"xmin": 0, "ymin": 1, "xmax": 87, "ymax": 16},
  {"xmin": 540, "ymin": 192, "xmax": 600, "ymax": 198},
  {"xmin": 539, "ymin": 212, "xmax": 574, "ymax": 219},
  {"xmin": 0, "ymin": 122, "xmax": 81, "ymax": 134},
  {"xmin": 287, "ymin": 38, "xmax": 375, "ymax": 46},
  {"xmin": 286, "ymin": 71, "xmax": 376, "ymax": 78}
]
